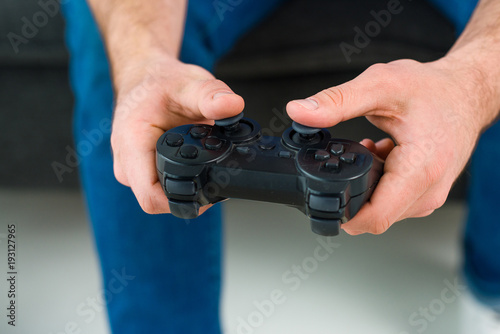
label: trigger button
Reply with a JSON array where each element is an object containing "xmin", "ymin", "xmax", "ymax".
[
  {"xmin": 168, "ymin": 200, "xmax": 200, "ymax": 219},
  {"xmin": 309, "ymin": 194, "xmax": 340, "ymax": 212},
  {"xmin": 165, "ymin": 179, "xmax": 196, "ymax": 196},
  {"xmin": 310, "ymin": 217, "xmax": 341, "ymax": 236}
]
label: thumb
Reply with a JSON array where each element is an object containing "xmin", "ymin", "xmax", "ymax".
[
  {"xmin": 181, "ymin": 78, "xmax": 245, "ymax": 121},
  {"xmin": 286, "ymin": 64, "xmax": 400, "ymax": 127}
]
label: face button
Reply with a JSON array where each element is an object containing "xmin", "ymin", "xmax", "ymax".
[
  {"xmin": 324, "ymin": 157, "xmax": 340, "ymax": 170},
  {"xmin": 165, "ymin": 179, "xmax": 196, "ymax": 196},
  {"xmin": 190, "ymin": 126, "xmax": 209, "ymax": 139},
  {"xmin": 340, "ymin": 152, "xmax": 356, "ymax": 164},
  {"xmin": 278, "ymin": 151, "xmax": 292, "ymax": 158},
  {"xmin": 309, "ymin": 194, "xmax": 340, "ymax": 212},
  {"xmin": 330, "ymin": 143, "xmax": 344, "ymax": 156},
  {"xmin": 258, "ymin": 143, "xmax": 276, "ymax": 150},
  {"xmin": 314, "ymin": 150, "xmax": 330, "ymax": 161},
  {"xmin": 205, "ymin": 137, "xmax": 223, "ymax": 150},
  {"xmin": 180, "ymin": 145, "xmax": 199, "ymax": 159},
  {"xmin": 165, "ymin": 133, "xmax": 183, "ymax": 147}
]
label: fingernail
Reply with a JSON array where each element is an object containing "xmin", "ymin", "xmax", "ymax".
[
  {"xmin": 293, "ymin": 98, "xmax": 319, "ymax": 110},
  {"xmin": 213, "ymin": 91, "xmax": 234, "ymax": 100}
]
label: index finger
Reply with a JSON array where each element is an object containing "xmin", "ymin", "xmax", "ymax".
[{"xmin": 341, "ymin": 146, "xmax": 427, "ymax": 234}]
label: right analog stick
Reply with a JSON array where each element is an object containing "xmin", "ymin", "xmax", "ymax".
[
  {"xmin": 292, "ymin": 122, "xmax": 321, "ymax": 136},
  {"xmin": 292, "ymin": 122, "xmax": 321, "ymax": 141},
  {"xmin": 292, "ymin": 122, "xmax": 321, "ymax": 139}
]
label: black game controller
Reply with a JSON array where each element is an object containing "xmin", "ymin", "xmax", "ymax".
[{"xmin": 156, "ymin": 112, "xmax": 384, "ymax": 236}]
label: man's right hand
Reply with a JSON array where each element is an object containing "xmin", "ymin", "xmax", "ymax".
[{"xmin": 110, "ymin": 57, "xmax": 244, "ymax": 214}]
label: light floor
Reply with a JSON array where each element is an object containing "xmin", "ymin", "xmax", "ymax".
[{"xmin": 0, "ymin": 189, "xmax": 469, "ymax": 334}]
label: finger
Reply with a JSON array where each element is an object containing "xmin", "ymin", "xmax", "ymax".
[
  {"xmin": 112, "ymin": 156, "xmax": 129, "ymax": 186},
  {"xmin": 121, "ymin": 125, "xmax": 172, "ymax": 214},
  {"xmin": 397, "ymin": 180, "xmax": 450, "ymax": 219},
  {"xmin": 404, "ymin": 209, "xmax": 435, "ymax": 219},
  {"xmin": 111, "ymin": 133, "xmax": 130, "ymax": 187},
  {"xmin": 341, "ymin": 147, "xmax": 428, "ymax": 235},
  {"xmin": 373, "ymin": 138, "xmax": 395, "ymax": 160},
  {"xmin": 360, "ymin": 138, "xmax": 376, "ymax": 152},
  {"xmin": 360, "ymin": 138, "xmax": 395, "ymax": 160},
  {"xmin": 286, "ymin": 64, "xmax": 405, "ymax": 127},
  {"xmin": 179, "ymin": 78, "xmax": 245, "ymax": 121},
  {"xmin": 340, "ymin": 229, "xmax": 365, "ymax": 236},
  {"xmin": 341, "ymin": 172, "xmax": 421, "ymax": 235},
  {"xmin": 199, "ymin": 205, "xmax": 214, "ymax": 216}
]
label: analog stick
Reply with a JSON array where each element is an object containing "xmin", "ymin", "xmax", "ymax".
[
  {"xmin": 214, "ymin": 112, "xmax": 256, "ymax": 140},
  {"xmin": 292, "ymin": 121, "xmax": 322, "ymax": 143},
  {"xmin": 215, "ymin": 112, "xmax": 245, "ymax": 132},
  {"xmin": 292, "ymin": 121, "xmax": 320, "ymax": 137}
]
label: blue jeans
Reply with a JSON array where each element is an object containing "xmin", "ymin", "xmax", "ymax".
[
  {"xmin": 62, "ymin": 1, "xmax": 286, "ymax": 333},
  {"xmin": 62, "ymin": 1, "xmax": 498, "ymax": 333},
  {"xmin": 465, "ymin": 120, "xmax": 500, "ymax": 312}
]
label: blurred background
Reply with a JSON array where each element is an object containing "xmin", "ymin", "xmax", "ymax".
[{"xmin": 0, "ymin": 0, "xmax": 471, "ymax": 333}]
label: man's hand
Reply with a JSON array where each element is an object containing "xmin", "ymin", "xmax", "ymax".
[
  {"xmin": 86, "ymin": 0, "xmax": 244, "ymax": 214},
  {"xmin": 287, "ymin": 58, "xmax": 496, "ymax": 235},
  {"xmin": 288, "ymin": 0, "xmax": 500, "ymax": 235},
  {"xmin": 111, "ymin": 57, "xmax": 244, "ymax": 214}
]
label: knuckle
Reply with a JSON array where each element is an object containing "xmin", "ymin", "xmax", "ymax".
[
  {"xmin": 110, "ymin": 132, "xmax": 118, "ymax": 150},
  {"xmin": 371, "ymin": 216, "xmax": 392, "ymax": 235},
  {"xmin": 419, "ymin": 209, "xmax": 435, "ymax": 218},
  {"xmin": 387, "ymin": 58, "xmax": 421, "ymax": 68},
  {"xmin": 366, "ymin": 63, "xmax": 389, "ymax": 76},
  {"xmin": 113, "ymin": 165, "xmax": 127, "ymax": 186},
  {"xmin": 212, "ymin": 78, "xmax": 227, "ymax": 88},
  {"xmin": 110, "ymin": 131, "xmax": 125, "ymax": 156},
  {"xmin": 423, "ymin": 161, "xmax": 446, "ymax": 186},
  {"xmin": 138, "ymin": 194, "xmax": 159, "ymax": 214},
  {"xmin": 431, "ymin": 192, "xmax": 448, "ymax": 210},
  {"xmin": 320, "ymin": 86, "xmax": 349, "ymax": 110},
  {"xmin": 363, "ymin": 63, "xmax": 406, "ymax": 112},
  {"xmin": 110, "ymin": 138, "xmax": 128, "ymax": 186},
  {"xmin": 200, "ymin": 78, "xmax": 226, "ymax": 93},
  {"xmin": 421, "ymin": 190, "xmax": 449, "ymax": 212}
]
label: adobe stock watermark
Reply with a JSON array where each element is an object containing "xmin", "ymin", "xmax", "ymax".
[
  {"xmin": 235, "ymin": 237, "xmax": 340, "ymax": 334},
  {"xmin": 340, "ymin": 0, "xmax": 407, "ymax": 64},
  {"xmin": 47, "ymin": 267, "xmax": 135, "ymax": 334},
  {"xmin": 7, "ymin": 0, "xmax": 69, "ymax": 54},
  {"xmin": 398, "ymin": 277, "xmax": 466, "ymax": 334},
  {"xmin": 51, "ymin": 118, "xmax": 112, "ymax": 183},
  {"xmin": 212, "ymin": 0, "xmax": 244, "ymax": 22}
]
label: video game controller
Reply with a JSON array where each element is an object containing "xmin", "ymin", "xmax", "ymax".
[{"xmin": 156, "ymin": 112, "xmax": 384, "ymax": 236}]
